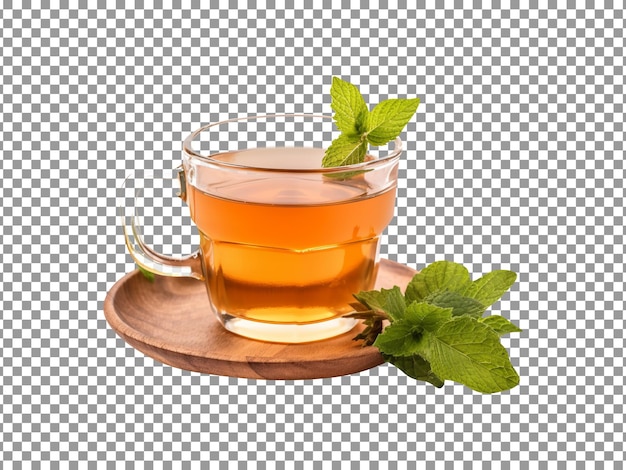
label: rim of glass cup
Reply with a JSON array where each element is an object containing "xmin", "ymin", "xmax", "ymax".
[{"xmin": 181, "ymin": 113, "xmax": 403, "ymax": 173}]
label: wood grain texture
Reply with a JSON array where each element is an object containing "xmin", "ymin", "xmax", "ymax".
[{"xmin": 103, "ymin": 258, "xmax": 417, "ymax": 380}]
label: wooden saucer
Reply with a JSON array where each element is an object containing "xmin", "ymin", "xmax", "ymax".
[{"xmin": 103, "ymin": 259, "xmax": 417, "ymax": 380}]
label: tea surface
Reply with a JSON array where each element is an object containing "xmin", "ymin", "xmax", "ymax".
[{"xmin": 187, "ymin": 147, "xmax": 396, "ymax": 324}]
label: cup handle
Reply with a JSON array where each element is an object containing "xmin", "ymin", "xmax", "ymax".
[{"xmin": 120, "ymin": 167, "xmax": 204, "ymax": 281}]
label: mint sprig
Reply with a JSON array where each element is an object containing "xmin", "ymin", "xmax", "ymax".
[
  {"xmin": 323, "ymin": 134, "xmax": 369, "ymax": 167},
  {"xmin": 346, "ymin": 261, "xmax": 521, "ymax": 394},
  {"xmin": 322, "ymin": 77, "xmax": 420, "ymax": 168},
  {"xmin": 329, "ymin": 77, "xmax": 369, "ymax": 137}
]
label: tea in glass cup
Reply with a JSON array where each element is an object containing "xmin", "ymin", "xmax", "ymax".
[{"xmin": 122, "ymin": 115, "xmax": 401, "ymax": 343}]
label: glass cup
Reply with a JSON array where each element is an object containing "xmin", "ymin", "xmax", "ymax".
[{"xmin": 122, "ymin": 114, "xmax": 402, "ymax": 343}]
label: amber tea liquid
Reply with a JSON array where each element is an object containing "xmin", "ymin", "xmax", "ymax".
[{"xmin": 187, "ymin": 147, "xmax": 396, "ymax": 326}]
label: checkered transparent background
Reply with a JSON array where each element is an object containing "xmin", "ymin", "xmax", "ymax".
[{"xmin": 2, "ymin": 2, "xmax": 625, "ymax": 467}]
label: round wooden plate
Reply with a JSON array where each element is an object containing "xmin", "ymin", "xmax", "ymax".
[{"xmin": 103, "ymin": 258, "xmax": 417, "ymax": 380}]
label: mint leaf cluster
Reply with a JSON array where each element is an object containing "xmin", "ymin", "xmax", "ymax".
[
  {"xmin": 347, "ymin": 261, "xmax": 521, "ymax": 394},
  {"xmin": 322, "ymin": 77, "xmax": 420, "ymax": 168}
]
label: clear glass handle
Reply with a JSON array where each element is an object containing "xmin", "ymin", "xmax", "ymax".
[{"xmin": 120, "ymin": 167, "xmax": 204, "ymax": 280}]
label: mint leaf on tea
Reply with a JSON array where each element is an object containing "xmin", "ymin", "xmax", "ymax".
[
  {"xmin": 365, "ymin": 98, "xmax": 421, "ymax": 146},
  {"xmin": 330, "ymin": 76, "xmax": 369, "ymax": 136},
  {"xmin": 323, "ymin": 77, "xmax": 420, "ymax": 168},
  {"xmin": 321, "ymin": 134, "xmax": 368, "ymax": 167}
]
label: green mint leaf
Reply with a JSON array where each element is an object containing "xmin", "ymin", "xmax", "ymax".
[
  {"xmin": 352, "ymin": 291, "xmax": 386, "ymax": 312},
  {"xmin": 463, "ymin": 270, "xmax": 517, "ymax": 307},
  {"xmin": 418, "ymin": 316, "xmax": 520, "ymax": 394},
  {"xmin": 365, "ymin": 98, "xmax": 421, "ymax": 146},
  {"xmin": 405, "ymin": 261, "xmax": 472, "ymax": 303},
  {"xmin": 383, "ymin": 287, "xmax": 407, "ymax": 321},
  {"xmin": 323, "ymin": 77, "xmax": 420, "ymax": 168},
  {"xmin": 321, "ymin": 134, "xmax": 368, "ymax": 168},
  {"xmin": 404, "ymin": 301, "xmax": 453, "ymax": 332},
  {"xmin": 424, "ymin": 291, "xmax": 486, "ymax": 318},
  {"xmin": 348, "ymin": 314, "xmax": 385, "ymax": 347},
  {"xmin": 330, "ymin": 76, "xmax": 369, "ymax": 136},
  {"xmin": 348, "ymin": 301, "xmax": 373, "ymax": 313},
  {"xmin": 353, "ymin": 286, "xmax": 405, "ymax": 322},
  {"xmin": 479, "ymin": 316, "xmax": 522, "ymax": 336},
  {"xmin": 138, "ymin": 265, "xmax": 155, "ymax": 282},
  {"xmin": 373, "ymin": 320, "xmax": 423, "ymax": 357},
  {"xmin": 346, "ymin": 259, "xmax": 520, "ymax": 393},
  {"xmin": 384, "ymin": 354, "xmax": 444, "ymax": 388}
]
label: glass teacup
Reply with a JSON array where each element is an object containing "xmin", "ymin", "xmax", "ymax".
[{"xmin": 122, "ymin": 114, "xmax": 402, "ymax": 343}]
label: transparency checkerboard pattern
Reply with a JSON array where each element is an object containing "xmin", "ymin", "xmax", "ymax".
[{"xmin": 1, "ymin": 1, "xmax": 624, "ymax": 467}]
